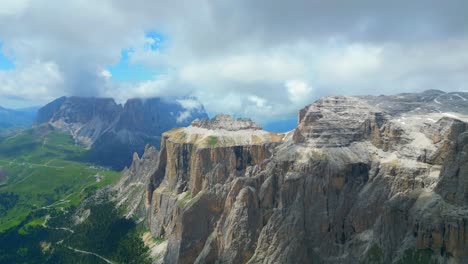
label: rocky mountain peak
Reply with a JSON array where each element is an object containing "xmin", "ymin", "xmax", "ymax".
[
  {"xmin": 35, "ymin": 96, "xmax": 208, "ymax": 169},
  {"xmin": 133, "ymin": 90, "xmax": 468, "ymax": 264},
  {"xmin": 294, "ymin": 96, "xmax": 385, "ymax": 147},
  {"xmin": 190, "ymin": 114, "xmax": 262, "ymax": 131}
]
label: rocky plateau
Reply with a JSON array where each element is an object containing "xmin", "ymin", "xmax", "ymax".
[{"xmin": 120, "ymin": 90, "xmax": 468, "ymax": 263}]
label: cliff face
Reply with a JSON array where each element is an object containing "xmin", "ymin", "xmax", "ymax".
[
  {"xmin": 35, "ymin": 96, "xmax": 208, "ymax": 169},
  {"xmin": 137, "ymin": 91, "xmax": 468, "ymax": 263},
  {"xmin": 115, "ymin": 145, "xmax": 159, "ymax": 220},
  {"xmin": 36, "ymin": 96, "xmax": 122, "ymax": 147}
]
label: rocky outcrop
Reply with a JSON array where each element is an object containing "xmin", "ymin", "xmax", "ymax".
[
  {"xmin": 115, "ymin": 145, "xmax": 159, "ymax": 220},
  {"xmin": 292, "ymin": 96, "xmax": 386, "ymax": 147},
  {"xmin": 35, "ymin": 96, "xmax": 208, "ymax": 169},
  {"xmin": 36, "ymin": 96, "xmax": 122, "ymax": 147},
  {"xmin": 191, "ymin": 114, "xmax": 262, "ymax": 131},
  {"xmin": 136, "ymin": 90, "xmax": 468, "ymax": 264},
  {"xmin": 145, "ymin": 117, "xmax": 283, "ymax": 263}
]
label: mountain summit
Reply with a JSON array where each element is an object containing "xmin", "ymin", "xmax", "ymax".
[
  {"xmin": 35, "ymin": 96, "xmax": 208, "ymax": 169},
  {"xmin": 119, "ymin": 90, "xmax": 468, "ymax": 263}
]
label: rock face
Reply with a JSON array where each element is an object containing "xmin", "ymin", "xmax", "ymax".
[
  {"xmin": 191, "ymin": 114, "xmax": 262, "ymax": 131},
  {"xmin": 135, "ymin": 90, "xmax": 468, "ymax": 263},
  {"xmin": 115, "ymin": 145, "xmax": 159, "ymax": 220},
  {"xmin": 35, "ymin": 96, "xmax": 208, "ymax": 169}
]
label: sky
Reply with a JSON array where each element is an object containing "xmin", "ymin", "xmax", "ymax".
[{"xmin": 0, "ymin": 0, "xmax": 467, "ymax": 123}]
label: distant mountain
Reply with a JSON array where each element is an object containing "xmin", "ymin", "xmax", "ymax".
[
  {"xmin": 35, "ymin": 96, "xmax": 208, "ymax": 169},
  {"xmin": 0, "ymin": 106, "xmax": 38, "ymax": 129}
]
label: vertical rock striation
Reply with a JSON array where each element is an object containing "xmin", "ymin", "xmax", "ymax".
[{"xmin": 130, "ymin": 90, "xmax": 468, "ymax": 263}]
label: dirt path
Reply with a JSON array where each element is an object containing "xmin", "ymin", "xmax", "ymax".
[
  {"xmin": 42, "ymin": 215, "xmax": 74, "ymax": 233},
  {"xmin": 0, "ymin": 159, "xmax": 65, "ymax": 169},
  {"xmin": 66, "ymin": 247, "xmax": 115, "ymax": 264}
]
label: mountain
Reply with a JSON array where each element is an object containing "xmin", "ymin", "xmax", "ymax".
[
  {"xmin": 0, "ymin": 106, "xmax": 38, "ymax": 133},
  {"xmin": 120, "ymin": 90, "xmax": 468, "ymax": 263},
  {"xmin": 35, "ymin": 96, "xmax": 208, "ymax": 169}
]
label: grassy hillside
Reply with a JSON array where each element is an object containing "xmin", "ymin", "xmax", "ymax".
[
  {"xmin": 0, "ymin": 125, "xmax": 120, "ymax": 232},
  {"xmin": 0, "ymin": 125, "xmax": 151, "ymax": 263}
]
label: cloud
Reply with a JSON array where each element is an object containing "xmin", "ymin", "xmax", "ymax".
[
  {"xmin": 286, "ymin": 80, "xmax": 313, "ymax": 104},
  {"xmin": 180, "ymin": 53, "xmax": 307, "ymax": 84},
  {"xmin": 317, "ymin": 44, "xmax": 383, "ymax": 82},
  {"xmin": 176, "ymin": 111, "xmax": 191, "ymax": 123},
  {"xmin": 0, "ymin": 60, "xmax": 64, "ymax": 103},
  {"xmin": 101, "ymin": 69, "xmax": 112, "ymax": 79},
  {"xmin": 0, "ymin": 0, "xmax": 467, "ymax": 122},
  {"xmin": 176, "ymin": 99, "xmax": 202, "ymax": 111},
  {"xmin": 0, "ymin": 0, "xmax": 29, "ymax": 16}
]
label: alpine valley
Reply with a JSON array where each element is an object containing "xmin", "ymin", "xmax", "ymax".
[{"xmin": 0, "ymin": 96, "xmax": 207, "ymax": 263}]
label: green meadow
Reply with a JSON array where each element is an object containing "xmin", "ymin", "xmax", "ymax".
[{"xmin": 0, "ymin": 125, "xmax": 121, "ymax": 233}]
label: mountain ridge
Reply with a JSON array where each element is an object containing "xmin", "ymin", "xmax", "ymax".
[
  {"xmin": 0, "ymin": 105, "xmax": 38, "ymax": 132},
  {"xmin": 35, "ymin": 96, "xmax": 208, "ymax": 169},
  {"xmin": 119, "ymin": 90, "xmax": 468, "ymax": 263}
]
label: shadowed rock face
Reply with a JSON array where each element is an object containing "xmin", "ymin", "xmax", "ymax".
[
  {"xmin": 115, "ymin": 145, "xmax": 159, "ymax": 220},
  {"xmin": 125, "ymin": 90, "xmax": 468, "ymax": 264},
  {"xmin": 35, "ymin": 96, "xmax": 208, "ymax": 169}
]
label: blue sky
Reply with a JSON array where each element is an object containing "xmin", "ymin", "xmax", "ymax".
[
  {"xmin": 1, "ymin": 32, "xmax": 165, "ymax": 80},
  {"xmin": 0, "ymin": 42, "xmax": 15, "ymax": 70},
  {"xmin": 107, "ymin": 49, "xmax": 156, "ymax": 81},
  {"xmin": 107, "ymin": 32, "xmax": 164, "ymax": 81}
]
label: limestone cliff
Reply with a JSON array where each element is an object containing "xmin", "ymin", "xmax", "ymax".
[
  {"xmin": 115, "ymin": 145, "xmax": 159, "ymax": 220},
  {"xmin": 137, "ymin": 91, "xmax": 468, "ymax": 264}
]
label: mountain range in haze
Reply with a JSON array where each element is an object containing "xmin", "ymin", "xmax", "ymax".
[
  {"xmin": 0, "ymin": 106, "xmax": 38, "ymax": 131},
  {"xmin": 1, "ymin": 95, "xmax": 298, "ymax": 169},
  {"xmin": 33, "ymin": 96, "xmax": 208, "ymax": 169}
]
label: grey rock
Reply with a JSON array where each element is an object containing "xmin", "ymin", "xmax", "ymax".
[
  {"xmin": 115, "ymin": 145, "xmax": 159, "ymax": 220},
  {"xmin": 191, "ymin": 114, "xmax": 262, "ymax": 131},
  {"xmin": 35, "ymin": 96, "xmax": 208, "ymax": 169},
  {"xmin": 129, "ymin": 90, "xmax": 468, "ymax": 263}
]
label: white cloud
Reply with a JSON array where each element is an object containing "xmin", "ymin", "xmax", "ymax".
[
  {"xmin": 0, "ymin": 0, "xmax": 467, "ymax": 122},
  {"xmin": 176, "ymin": 99, "xmax": 202, "ymax": 110},
  {"xmin": 176, "ymin": 111, "xmax": 191, "ymax": 123},
  {"xmin": 286, "ymin": 80, "xmax": 313, "ymax": 104},
  {"xmin": 0, "ymin": 0, "xmax": 29, "ymax": 16},
  {"xmin": 0, "ymin": 61, "xmax": 64, "ymax": 104},
  {"xmin": 180, "ymin": 53, "xmax": 307, "ymax": 84},
  {"xmin": 247, "ymin": 95, "xmax": 268, "ymax": 108},
  {"xmin": 101, "ymin": 69, "xmax": 112, "ymax": 79},
  {"xmin": 317, "ymin": 44, "xmax": 383, "ymax": 82}
]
